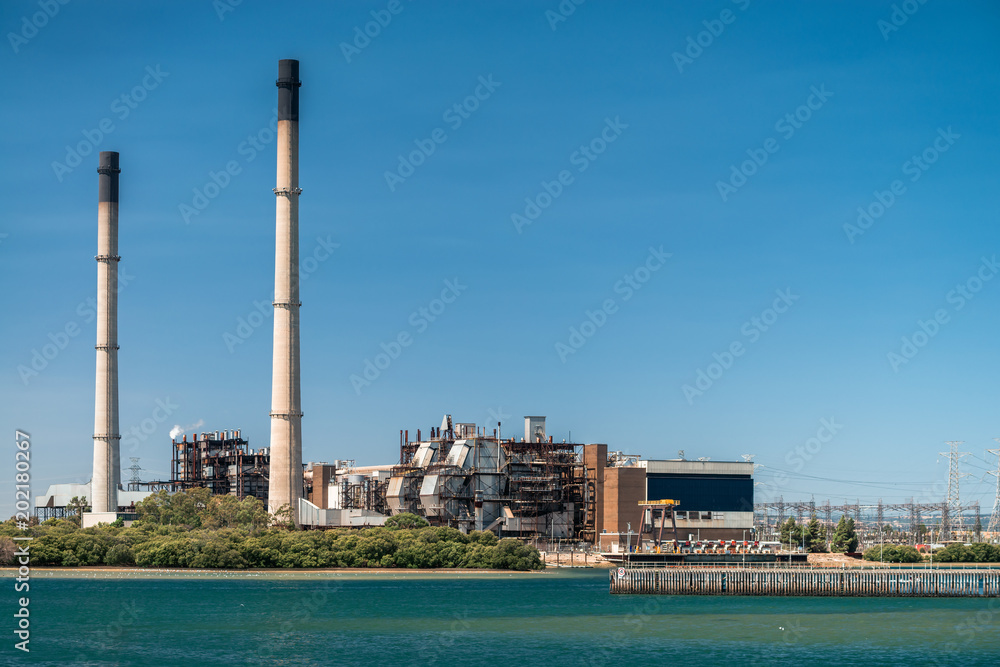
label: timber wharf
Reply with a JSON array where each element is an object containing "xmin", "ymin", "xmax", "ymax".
[{"xmin": 610, "ymin": 567, "xmax": 1000, "ymax": 597}]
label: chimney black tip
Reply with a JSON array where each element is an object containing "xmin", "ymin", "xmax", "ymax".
[
  {"xmin": 98, "ymin": 152, "xmax": 120, "ymax": 171},
  {"xmin": 276, "ymin": 59, "xmax": 300, "ymax": 121}
]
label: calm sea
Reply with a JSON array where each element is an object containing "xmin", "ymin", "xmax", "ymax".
[{"xmin": 12, "ymin": 569, "xmax": 1000, "ymax": 665}]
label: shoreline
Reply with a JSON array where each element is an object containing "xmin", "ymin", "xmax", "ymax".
[{"xmin": 4, "ymin": 565, "xmax": 557, "ymax": 579}]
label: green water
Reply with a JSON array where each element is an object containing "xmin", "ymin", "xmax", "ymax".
[{"xmin": 12, "ymin": 569, "xmax": 1000, "ymax": 665}]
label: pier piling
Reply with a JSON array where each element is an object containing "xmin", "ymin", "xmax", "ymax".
[{"xmin": 610, "ymin": 567, "xmax": 1000, "ymax": 597}]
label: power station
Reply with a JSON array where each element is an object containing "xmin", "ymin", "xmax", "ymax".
[{"xmin": 31, "ymin": 58, "xmax": 985, "ymax": 549}]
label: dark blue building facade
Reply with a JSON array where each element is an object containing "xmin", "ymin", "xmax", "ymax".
[{"xmin": 646, "ymin": 474, "xmax": 753, "ymax": 513}]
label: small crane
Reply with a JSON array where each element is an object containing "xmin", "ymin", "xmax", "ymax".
[{"xmin": 637, "ymin": 499, "xmax": 680, "ymax": 553}]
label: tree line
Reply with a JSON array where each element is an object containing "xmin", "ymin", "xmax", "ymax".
[
  {"xmin": 0, "ymin": 489, "xmax": 543, "ymax": 570},
  {"xmin": 780, "ymin": 514, "xmax": 1000, "ymax": 563},
  {"xmin": 778, "ymin": 515, "xmax": 861, "ymax": 553}
]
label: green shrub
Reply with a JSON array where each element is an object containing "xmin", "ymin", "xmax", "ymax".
[
  {"xmin": 384, "ymin": 513, "xmax": 430, "ymax": 530},
  {"xmin": 104, "ymin": 544, "xmax": 135, "ymax": 565},
  {"xmin": 933, "ymin": 543, "xmax": 1000, "ymax": 563},
  {"xmin": 862, "ymin": 544, "xmax": 921, "ymax": 563}
]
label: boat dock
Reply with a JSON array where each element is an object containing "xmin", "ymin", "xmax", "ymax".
[{"xmin": 610, "ymin": 567, "xmax": 1000, "ymax": 597}]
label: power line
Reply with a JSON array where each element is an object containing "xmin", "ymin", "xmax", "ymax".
[{"xmin": 755, "ymin": 465, "xmax": 938, "ymax": 485}]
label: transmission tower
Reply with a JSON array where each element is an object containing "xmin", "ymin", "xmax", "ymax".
[
  {"xmin": 987, "ymin": 440, "xmax": 1000, "ymax": 543},
  {"xmin": 822, "ymin": 500, "xmax": 833, "ymax": 541},
  {"xmin": 128, "ymin": 457, "xmax": 142, "ymax": 485},
  {"xmin": 940, "ymin": 441, "xmax": 970, "ymax": 541}
]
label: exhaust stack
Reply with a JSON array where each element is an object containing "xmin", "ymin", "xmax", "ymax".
[
  {"xmin": 92, "ymin": 151, "xmax": 121, "ymax": 513},
  {"xmin": 267, "ymin": 59, "xmax": 304, "ymax": 523}
]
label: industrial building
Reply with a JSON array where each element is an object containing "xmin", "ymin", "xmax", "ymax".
[
  {"xmin": 292, "ymin": 414, "xmax": 755, "ymax": 547},
  {"xmin": 38, "ymin": 410, "xmax": 755, "ymax": 547},
  {"xmin": 35, "ymin": 482, "xmax": 150, "ymax": 522},
  {"xmin": 41, "ymin": 59, "xmax": 755, "ymax": 546},
  {"xmin": 383, "ymin": 415, "xmax": 591, "ymax": 538},
  {"xmin": 133, "ymin": 430, "xmax": 270, "ymax": 500},
  {"xmin": 596, "ymin": 456, "xmax": 756, "ymax": 552},
  {"xmin": 296, "ymin": 415, "xmax": 592, "ymax": 536}
]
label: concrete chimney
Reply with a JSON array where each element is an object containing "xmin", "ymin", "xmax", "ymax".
[
  {"xmin": 92, "ymin": 151, "xmax": 121, "ymax": 513},
  {"xmin": 267, "ymin": 59, "xmax": 304, "ymax": 523}
]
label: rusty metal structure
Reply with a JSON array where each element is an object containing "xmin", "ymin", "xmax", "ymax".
[
  {"xmin": 339, "ymin": 474, "xmax": 390, "ymax": 515},
  {"xmin": 163, "ymin": 430, "xmax": 270, "ymax": 500},
  {"xmin": 386, "ymin": 415, "xmax": 597, "ymax": 540}
]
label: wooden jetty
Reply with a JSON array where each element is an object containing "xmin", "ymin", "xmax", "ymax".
[{"xmin": 610, "ymin": 567, "xmax": 1000, "ymax": 597}]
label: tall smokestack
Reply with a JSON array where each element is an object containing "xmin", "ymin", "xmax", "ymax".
[
  {"xmin": 92, "ymin": 151, "xmax": 121, "ymax": 513},
  {"xmin": 268, "ymin": 59, "xmax": 303, "ymax": 523}
]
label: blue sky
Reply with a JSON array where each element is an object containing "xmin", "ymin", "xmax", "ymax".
[{"xmin": 3, "ymin": 1, "xmax": 1000, "ymax": 520}]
